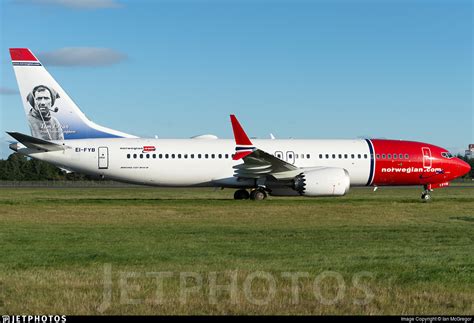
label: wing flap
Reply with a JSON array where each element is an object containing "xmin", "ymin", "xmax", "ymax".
[{"xmin": 233, "ymin": 163, "xmax": 272, "ymax": 170}]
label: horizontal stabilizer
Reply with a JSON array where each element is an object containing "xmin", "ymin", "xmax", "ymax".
[{"xmin": 7, "ymin": 131, "xmax": 68, "ymax": 152}]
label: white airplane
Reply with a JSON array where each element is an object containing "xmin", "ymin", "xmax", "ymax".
[{"xmin": 7, "ymin": 48, "xmax": 470, "ymax": 201}]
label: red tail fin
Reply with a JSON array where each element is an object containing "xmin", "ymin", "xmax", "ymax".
[
  {"xmin": 230, "ymin": 115, "xmax": 255, "ymax": 160},
  {"xmin": 230, "ymin": 115, "xmax": 253, "ymax": 146}
]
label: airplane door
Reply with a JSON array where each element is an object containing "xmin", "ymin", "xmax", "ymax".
[
  {"xmin": 422, "ymin": 147, "xmax": 432, "ymax": 169},
  {"xmin": 286, "ymin": 151, "xmax": 295, "ymax": 164},
  {"xmin": 98, "ymin": 147, "xmax": 109, "ymax": 169}
]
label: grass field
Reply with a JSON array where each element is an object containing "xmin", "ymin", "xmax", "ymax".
[{"xmin": 0, "ymin": 186, "xmax": 473, "ymax": 315}]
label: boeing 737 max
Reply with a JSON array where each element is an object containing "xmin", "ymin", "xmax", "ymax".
[{"xmin": 6, "ymin": 48, "xmax": 471, "ymax": 201}]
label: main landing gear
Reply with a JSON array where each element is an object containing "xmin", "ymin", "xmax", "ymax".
[
  {"xmin": 421, "ymin": 185, "xmax": 432, "ymax": 202},
  {"xmin": 234, "ymin": 189, "xmax": 250, "ymax": 200},
  {"xmin": 234, "ymin": 188, "xmax": 267, "ymax": 201}
]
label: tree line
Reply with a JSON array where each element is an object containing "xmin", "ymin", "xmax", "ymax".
[
  {"xmin": 0, "ymin": 153, "xmax": 91, "ymax": 181},
  {"xmin": 0, "ymin": 152, "xmax": 472, "ymax": 181}
]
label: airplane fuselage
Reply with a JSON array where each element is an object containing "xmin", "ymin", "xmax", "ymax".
[{"xmin": 15, "ymin": 137, "xmax": 467, "ymax": 191}]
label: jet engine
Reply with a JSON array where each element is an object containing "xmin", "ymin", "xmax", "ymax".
[{"xmin": 291, "ymin": 167, "xmax": 350, "ymax": 196}]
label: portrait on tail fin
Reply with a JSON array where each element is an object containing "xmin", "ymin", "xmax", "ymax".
[{"xmin": 26, "ymin": 85, "xmax": 64, "ymax": 140}]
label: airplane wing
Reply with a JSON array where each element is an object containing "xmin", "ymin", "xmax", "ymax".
[
  {"xmin": 7, "ymin": 131, "xmax": 68, "ymax": 152},
  {"xmin": 230, "ymin": 115, "xmax": 302, "ymax": 180}
]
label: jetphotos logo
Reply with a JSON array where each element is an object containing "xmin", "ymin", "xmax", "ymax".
[
  {"xmin": 142, "ymin": 146, "xmax": 156, "ymax": 153},
  {"xmin": 1, "ymin": 316, "xmax": 66, "ymax": 323}
]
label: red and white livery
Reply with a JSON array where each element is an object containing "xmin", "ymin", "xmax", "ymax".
[{"xmin": 7, "ymin": 48, "xmax": 470, "ymax": 201}]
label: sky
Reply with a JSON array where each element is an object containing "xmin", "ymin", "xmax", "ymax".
[{"xmin": 0, "ymin": 0, "xmax": 472, "ymax": 158}]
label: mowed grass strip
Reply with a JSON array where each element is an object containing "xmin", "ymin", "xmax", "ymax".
[{"xmin": 0, "ymin": 186, "xmax": 473, "ymax": 314}]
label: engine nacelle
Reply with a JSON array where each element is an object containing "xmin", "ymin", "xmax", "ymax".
[{"xmin": 293, "ymin": 167, "xmax": 350, "ymax": 197}]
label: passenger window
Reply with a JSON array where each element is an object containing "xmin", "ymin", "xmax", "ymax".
[
  {"xmin": 140, "ymin": 154, "xmax": 143, "ymax": 159},
  {"xmin": 133, "ymin": 154, "xmax": 137, "ymax": 159},
  {"xmin": 405, "ymin": 154, "xmax": 409, "ymax": 159},
  {"xmin": 191, "ymin": 154, "xmax": 194, "ymax": 159},
  {"xmin": 393, "ymin": 154, "xmax": 397, "ymax": 159},
  {"xmin": 153, "ymin": 154, "xmax": 156, "ymax": 159},
  {"xmin": 364, "ymin": 154, "xmax": 367, "ymax": 159},
  {"xmin": 184, "ymin": 154, "xmax": 188, "ymax": 159},
  {"xmin": 225, "ymin": 154, "xmax": 229, "ymax": 159},
  {"xmin": 159, "ymin": 154, "xmax": 162, "ymax": 159},
  {"xmin": 218, "ymin": 154, "xmax": 222, "ymax": 159},
  {"xmin": 382, "ymin": 154, "xmax": 386, "ymax": 159},
  {"xmin": 332, "ymin": 154, "xmax": 336, "ymax": 159},
  {"xmin": 358, "ymin": 154, "xmax": 361, "ymax": 159},
  {"xmin": 171, "ymin": 154, "xmax": 175, "ymax": 159},
  {"xmin": 307, "ymin": 154, "xmax": 310, "ymax": 159},
  {"xmin": 127, "ymin": 154, "xmax": 130, "ymax": 159},
  {"xmin": 146, "ymin": 154, "xmax": 150, "ymax": 159},
  {"xmin": 205, "ymin": 154, "xmax": 209, "ymax": 159},
  {"xmin": 165, "ymin": 154, "xmax": 169, "ymax": 159},
  {"xmin": 388, "ymin": 154, "xmax": 391, "ymax": 159},
  {"xmin": 399, "ymin": 154, "xmax": 403, "ymax": 159},
  {"xmin": 319, "ymin": 154, "xmax": 323, "ymax": 159},
  {"xmin": 289, "ymin": 154, "xmax": 293, "ymax": 159},
  {"xmin": 376, "ymin": 154, "xmax": 380, "ymax": 159},
  {"xmin": 326, "ymin": 154, "xmax": 329, "ymax": 159},
  {"xmin": 178, "ymin": 154, "xmax": 181, "ymax": 158},
  {"xmin": 211, "ymin": 154, "xmax": 215, "ymax": 159},
  {"xmin": 344, "ymin": 154, "xmax": 348, "ymax": 159},
  {"xmin": 351, "ymin": 154, "xmax": 355, "ymax": 159},
  {"xmin": 198, "ymin": 154, "xmax": 202, "ymax": 159}
]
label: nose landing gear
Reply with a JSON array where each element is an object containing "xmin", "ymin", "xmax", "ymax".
[
  {"xmin": 421, "ymin": 191, "xmax": 431, "ymax": 201},
  {"xmin": 421, "ymin": 184, "xmax": 432, "ymax": 202}
]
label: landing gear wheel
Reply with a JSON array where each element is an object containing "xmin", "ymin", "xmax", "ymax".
[
  {"xmin": 250, "ymin": 188, "xmax": 267, "ymax": 201},
  {"xmin": 234, "ymin": 189, "xmax": 250, "ymax": 200},
  {"xmin": 421, "ymin": 192, "xmax": 431, "ymax": 202}
]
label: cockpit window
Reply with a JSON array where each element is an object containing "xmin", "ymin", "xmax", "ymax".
[{"xmin": 441, "ymin": 152, "xmax": 454, "ymax": 159}]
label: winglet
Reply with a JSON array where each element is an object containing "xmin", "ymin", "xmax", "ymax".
[
  {"xmin": 230, "ymin": 115, "xmax": 253, "ymax": 146},
  {"xmin": 230, "ymin": 115, "xmax": 255, "ymax": 160}
]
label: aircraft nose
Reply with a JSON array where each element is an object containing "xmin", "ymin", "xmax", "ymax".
[{"xmin": 457, "ymin": 159, "xmax": 471, "ymax": 177}]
